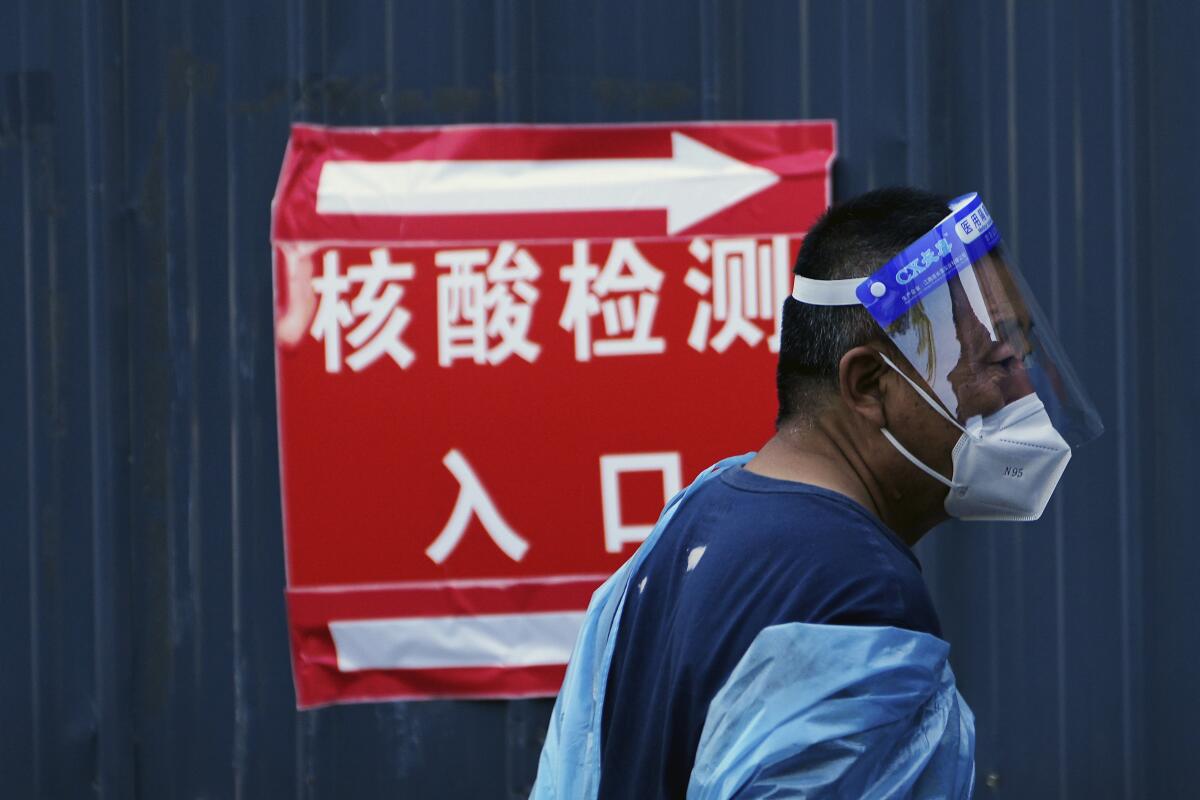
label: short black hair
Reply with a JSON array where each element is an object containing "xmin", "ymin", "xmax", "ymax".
[{"xmin": 776, "ymin": 186, "xmax": 951, "ymax": 427}]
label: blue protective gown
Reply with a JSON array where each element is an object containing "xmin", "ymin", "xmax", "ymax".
[{"xmin": 531, "ymin": 455, "xmax": 975, "ymax": 799}]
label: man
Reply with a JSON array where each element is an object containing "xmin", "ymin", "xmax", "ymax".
[{"xmin": 532, "ymin": 187, "xmax": 1101, "ymax": 798}]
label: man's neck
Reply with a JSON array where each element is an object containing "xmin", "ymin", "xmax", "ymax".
[{"xmin": 744, "ymin": 421, "xmax": 937, "ymax": 547}]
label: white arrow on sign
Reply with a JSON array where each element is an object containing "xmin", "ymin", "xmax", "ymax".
[{"xmin": 315, "ymin": 132, "xmax": 781, "ymax": 235}]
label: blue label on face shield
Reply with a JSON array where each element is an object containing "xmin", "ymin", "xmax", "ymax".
[{"xmin": 857, "ymin": 193, "xmax": 1003, "ymax": 326}]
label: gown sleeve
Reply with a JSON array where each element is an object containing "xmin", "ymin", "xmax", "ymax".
[{"xmin": 687, "ymin": 623, "xmax": 975, "ymax": 799}]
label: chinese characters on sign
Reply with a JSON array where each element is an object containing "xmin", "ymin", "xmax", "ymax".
[
  {"xmin": 273, "ymin": 122, "xmax": 836, "ymax": 706},
  {"xmin": 305, "ymin": 237, "xmax": 794, "ymax": 374},
  {"xmin": 311, "ymin": 248, "xmax": 416, "ymax": 372},
  {"xmin": 436, "ymin": 243, "xmax": 542, "ymax": 367}
]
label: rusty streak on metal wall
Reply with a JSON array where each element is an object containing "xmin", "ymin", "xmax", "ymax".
[{"xmin": 0, "ymin": 1, "xmax": 1192, "ymax": 798}]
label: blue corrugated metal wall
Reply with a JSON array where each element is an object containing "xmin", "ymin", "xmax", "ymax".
[{"xmin": 2, "ymin": 1, "xmax": 1193, "ymax": 797}]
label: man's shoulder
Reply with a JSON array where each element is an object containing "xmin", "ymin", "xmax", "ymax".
[
  {"xmin": 678, "ymin": 466, "xmax": 915, "ymax": 570},
  {"xmin": 650, "ymin": 466, "xmax": 938, "ymax": 636}
]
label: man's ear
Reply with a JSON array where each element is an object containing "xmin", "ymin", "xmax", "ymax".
[{"xmin": 838, "ymin": 345, "xmax": 888, "ymax": 428}]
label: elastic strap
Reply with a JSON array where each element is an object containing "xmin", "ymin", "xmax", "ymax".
[
  {"xmin": 791, "ymin": 274, "xmax": 862, "ymax": 306},
  {"xmin": 876, "ymin": 351, "xmax": 967, "ymax": 434},
  {"xmin": 880, "ymin": 428, "xmax": 957, "ymax": 489}
]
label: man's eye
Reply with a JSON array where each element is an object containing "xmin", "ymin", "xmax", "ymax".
[{"xmin": 995, "ymin": 319, "xmax": 1034, "ymax": 355}]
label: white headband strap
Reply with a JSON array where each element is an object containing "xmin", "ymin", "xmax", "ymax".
[{"xmin": 790, "ymin": 274, "xmax": 861, "ymax": 306}]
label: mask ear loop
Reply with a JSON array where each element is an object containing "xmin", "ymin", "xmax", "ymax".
[
  {"xmin": 875, "ymin": 351, "xmax": 968, "ymax": 490},
  {"xmin": 879, "ymin": 428, "xmax": 957, "ymax": 489},
  {"xmin": 876, "ymin": 351, "xmax": 970, "ymax": 436}
]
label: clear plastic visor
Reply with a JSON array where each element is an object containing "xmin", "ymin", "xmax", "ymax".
[{"xmin": 859, "ymin": 199, "xmax": 1103, "ymax": 447}]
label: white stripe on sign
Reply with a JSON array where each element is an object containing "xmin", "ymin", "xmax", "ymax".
[{"xmin": 328, "ymin": 611, "xmax": 587, "ymax": 672}]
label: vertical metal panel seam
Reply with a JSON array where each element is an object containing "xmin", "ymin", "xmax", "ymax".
[
  {"xmin": 1070, "ymin": 24, "xmax": 1091, "ymax": 793},
  {"xmin": 320, "ymin": 0, "xmax": 329, "ymax": 121},
  {"xmin": 864, "ymin": 0, "xmax": 874, "ymax": 188},
  {"xmin": 82, "ymin": 0, "xmax": 113, "ymax": 792},
  {"xmin": 287, "ymin": 5, "xmax": 305, "ymax": 797},
  {"xmin": 902, "ymin": 1, "xmax": 926, "ymax": 188},
  {"xmin": 118, "ymin": 1, "xmax": 137, "ymax": 794},
  {"xmin": 798, "ymin": 0, "xmax": 809, "ymax": 118},
  {"xmin": 1046, "ymin": 5, "xmax": 1069, "ymax": 797},
  {"xmin": 225, "ymin": 0, "xmax": 248, "ymax": 794},
  {"xmin": 1125, "ymin": 1, "xmax": 1150, "ymax": 790},
  {"xmin": 976, "ymin": 0, "xmax": 1002, "ymax": 776},
  {"xmin": 977, "ymin": 0, "xmax": 992, "ymax": 202},
  {"xmin": 160, "ymin": 4, "xmax": 185, "ymax": 790},
  {"xmin": 494, "ymin": 0, "xmax": 509, "ymax": 123},
  {"xmin": 1070, "ymin": 20, "xmax": 1084, "ymax": 298},
  {"xmin": 1108, "ymin": 1, "xmax": 1135, "ymax": 796},
  {"xmin": 444, "ymin": 0, "xmax": 456, "ymax": 119},
  {"xmin": 632, "ymin": 0, "xmax": 644, "ymax": 120},
  {"xmin": 1005, "ymin": 0, "xmax": 1019, "ymax": 254},
  {"xmin": 18, "ymin": 0, "xmax": 44, "ymax": 793},
  {"xmin": 902, "ymin": 3, "xmax": 913, "ymax": 186},
  {"xmin": 838, "ymin": 1, "xmax": 849, "ymax": 179},
  {"xmin": 183, "ymin": 0, "xmax": 206, "ymax": 702},
  {"xmin": 731, "ymin": 3, "xmax": 743, "ymax": 119},
  {"xmin": 289, "ymin": 0, "xmax": 301, "ymax": 117},
  {"xmin": 697, "ymin": 0, "xmax": 717, "ymax": 119},
  {"xmin": 452, "ymin": 0, "xmax": 466, "ymax": 121},
  {"xmin": 384, "ymin": 0, "xmax": 395, "ymax": 124},
  {"xmin": 1002, "ymin": 12, "xmax": 1027, "ymax": 791},
  {"xmin": 529, "ymin": 5, "xmax": 539, "ymax": 121}
]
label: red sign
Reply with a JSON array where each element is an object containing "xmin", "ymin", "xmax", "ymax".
[{"xmin": 273, "ymin": 121, "xmax": 836, "ymax": 707}]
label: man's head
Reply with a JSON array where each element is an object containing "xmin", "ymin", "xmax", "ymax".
[
  {"xmin": 762, "ymin": 187, "xmax": 1094, "ymax": 537},
  {"xmin": 770, "ymin": 187, "xmax": 969, "ymax": 534},
  {"xmin": 776, "ymin": 187, "xmax": 951, "ymax": 428}
]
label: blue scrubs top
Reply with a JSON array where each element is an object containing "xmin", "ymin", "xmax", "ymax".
[
  {"xmin": 598, "ymin": 466, "xmax": 942, "ymax": 799},
  {"xmin": 530, "ymin": 455, "xmax": 974, "ymax": 800}
]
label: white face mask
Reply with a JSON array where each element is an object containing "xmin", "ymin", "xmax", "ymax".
[{"xmin": 877, "ymin": 352, "xmax": 1072, "ymax": 522}]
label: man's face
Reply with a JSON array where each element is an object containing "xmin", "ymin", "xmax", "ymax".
[
  {"xmin": 877, "ymin": 252, "xmax": 1042, "ymax": 495},
  {"xmin": 944, "ymin": 253, "xmax": 1036, "ymax": 420}
]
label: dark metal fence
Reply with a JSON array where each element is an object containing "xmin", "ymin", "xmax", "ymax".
[{"xmin": 2, "ymin": 1, "xmax": 1193, "ymax": 797}]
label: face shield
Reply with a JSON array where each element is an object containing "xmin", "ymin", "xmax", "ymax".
[{"xmin": 792, "ymin": 193, "xmax": 1103, "ymax": 521}]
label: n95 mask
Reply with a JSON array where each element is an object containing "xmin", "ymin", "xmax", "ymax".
[{"xmin": 877, "ymin": 352, "xmax": 1071, "ymax": 522}]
